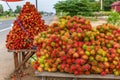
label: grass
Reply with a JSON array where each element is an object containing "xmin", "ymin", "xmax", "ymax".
[{"xmin": 0, "ymin": 16, "xmax": 16, "ymax": 21}]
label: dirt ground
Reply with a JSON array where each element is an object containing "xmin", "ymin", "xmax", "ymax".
[
  {"xmin": 5, "ymin": 62, "xmax": 40, "ymax": 80},
  {"xmin": 91, "ymin": 20, "xmax": 106, "ymax": 27},
  {"xmin": 8, "ymin": 18, "xmax": 107, "ymax": 80}
]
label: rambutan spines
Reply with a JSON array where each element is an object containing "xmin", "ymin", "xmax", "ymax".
[
  {"xmin": 6, "ymin": 2, "xmax": 47, "ymax": 50},
  {"xmin": 34, "ymin": 16, "xmax": 120, "ymax": 76}
]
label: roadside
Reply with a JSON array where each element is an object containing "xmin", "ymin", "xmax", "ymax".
[
  {"xmin": 0, "ymin": 30, "xmax": 14, "ymax": 80},
  {"xmin": 0, "ymin": 17, "xmax": 16, "ymax": 21},
  {"xmin": 91, "ymin": 20, "xmax": 107, "ymax": 27}
]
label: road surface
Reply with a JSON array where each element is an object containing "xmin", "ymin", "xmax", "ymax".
[
  {"xmin": 0, "ymin": 15, "xmax": 54, "ymax": 80},
  {"xmin": 0, "ymin": 20, "xmax": 14, "ymax": 31}
]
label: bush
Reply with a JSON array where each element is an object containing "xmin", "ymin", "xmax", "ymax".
[{"xmin": 107, "ymin": 11, "xmax": 120, "ymax": 27}]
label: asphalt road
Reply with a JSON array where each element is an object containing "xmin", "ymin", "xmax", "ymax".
[
  {"xmin": 0, "ymin": 15, "xmax": 54, "ymax": 80},
  {"xmin": 0, "ymin": 19, "xmax": 14, "ymax": 30}
]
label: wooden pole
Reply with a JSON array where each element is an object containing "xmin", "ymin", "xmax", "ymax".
[
  {"xmin": 22, "ymin": 52, "xmax": 26, "ymax": 68},
  {"xmin": 14, "ymin": 52, "xmax": 18, "ymax": 69},
  {"xmin": 36, "ymin": 0, "xmax": 38, "ymax": 10},
  {"xmin": 100, "ymin": 0, "xmax": 103, "ymax": 10}
]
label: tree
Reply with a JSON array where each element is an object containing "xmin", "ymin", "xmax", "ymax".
[
  {"xmin": 89, "ymin": 0, "xmax": 95, "ymax": 2},
  {"xmin": 0, "ymin": 4, "xmax": 3, "ymax": 16},
  {"xmin": 54, "ymin": 0, "xmax": 93, "ymax": 16},
  {"xmin": 89, "ymin": 0, "xmax": 116, "ymax": 11},
  {"xmin": 14, "ymin": 5, "xmax": 21, "ymax": 13},
  {"xmin": 103, "ymin": 0, "xmax": 116, "ymax": 11},
  {"xmin": 3, "ymin": 9, "xmax": 13, "ymax": 16},
  {"xmin": 89, "ymin": 1, "xmax": 100, "ymax": 12}
]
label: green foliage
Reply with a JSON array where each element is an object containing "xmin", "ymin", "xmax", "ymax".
[
  {"xmin": 54, "ymin": 0, "xmax": 101, "ymax": 16},
  {"xmin": 90, "ymin": 0, "xmax": 115, "ymax": 11},
  {"xmin": 0, "ymin": 5, "xmax": 16, "ymax": 18},
  {"xmin": 40, "ymin": 11, "xmax": 44, "ymax": 15},
  {"xmin": 54, "ymin": 0, "xmax": 94, "ymax": 16},
  {"xmin": 89, "ymin": 0, "xmax": 95, "ymax": 2},
  {"xmin": 3, "ymin": 11, "xmax": 10, "ymax": 16},
  {"xmin": 103, "ymin": 0, "xmax": 115, "ymax": 11},
  {"xmin": 107, "ymin": 11, "xmax": 120, "ymax": 26},
  {"xmin": 0, "ymin": 4, "xmax": 3, "ymax": 16},
  {"xmin": 90, "ymin": 2, "xmax": 100, "ymax": 12},
  {"xmin": 14, "ymin": 6, "xmax": 22, "ymax": 13}
]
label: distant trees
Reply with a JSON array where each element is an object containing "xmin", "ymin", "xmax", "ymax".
[
  {"xmin": 54, "ymin": 0, "xmax": 116, "ymax": 16},
  {"xmin": 0, "ymin": 4, "xmax": 3, "ymax": 16},
  {"xmin": 90, "ymin": 0, "xmax": 116, "ymax": 11},
  {"xmin": 14, "ymin": 5, "xmax": 21, "ymax": 13},
  {"xmin": 54, "ymin": 0, "xmax": 100, "ymax": 16},
  {"xmin": 103, "ymin": 0, "xmax": 116, "ymax": 11},
  {"xmin": 90, "ymin": 1, "xmax": 100, "ymax": 12},
  {"xmin": 0, "ymin": 4, "xmax": 22, "ymax": 17}
]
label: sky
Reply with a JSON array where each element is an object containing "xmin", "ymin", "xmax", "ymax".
[{"xmin": 0, "ymin": 0, "xmax": 62, "ymax": 13}]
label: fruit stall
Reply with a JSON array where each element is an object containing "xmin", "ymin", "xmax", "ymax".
[
  {"xmin": 5, "ymin": 1, "xmax": 120, "ymax": 80},
  {"xmin": 6, "ymin": 2, "xmax": 47, "ymax": 71}
]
